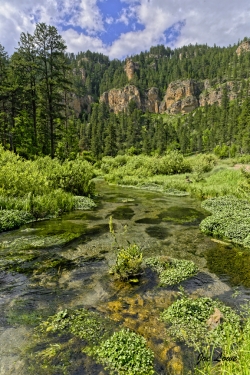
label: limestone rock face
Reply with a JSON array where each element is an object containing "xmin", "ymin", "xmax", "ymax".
[
  {"xmin": 143, "ymin": 87, "xmax": 160, "ymax": 113},
  {"xmin": 199, "ymin": 81, "xmax": 239, "ymax": 106},
  {"xmin": 70, "ymin": 94, "xmax": 94, "ymax": 116},
  {"xmin": 100, "ymin": 85, "xmax": 141, "ymax": 113},
  {"xmin": 124, "ymin": 59, "xmax": 139, "ymax": 80},
  {"xmin": 159, "ymin": 80, "xmax": 202, "ymax": 114},
  {"xmin": 236, "ymin": 40, "xmax": 250, "ymax": 56}
]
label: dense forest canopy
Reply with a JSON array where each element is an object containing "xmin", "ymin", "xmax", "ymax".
[{"xmin": 0, "ymin": 23, "xmax": 250, "ymax": 159}]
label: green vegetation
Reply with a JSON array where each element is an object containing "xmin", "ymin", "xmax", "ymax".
[
  {"xmin": 98, "ymin": 153, "xmax": 245, "ymax": 200},
  {"xmin": 85, "ymin": 328, "xmax": 155, "ymax": 375},
  {"xmin": 110, "ymin": 243, "xmax": 143, "ymax": 282},
  {"xmin": 39, "ymin": 308, "xmax": 113, "ymax": 344},
  {"xmin": 145, "ymin": 256, "xmax": 198, "ymax": 286},
  {"xmin": 35, "ymin": 309, "xmax": 155, "ymax": 375},
  {"xmin": 161, "ymin": 292, "xmax": 241, "ymax": 348},
  {"xmin": 0, "ymin": 210, "xmax": 33, "ymax": 231},
  {"xmin": 1, "ymin": 23, "xmax": 250, "ymax": 159},
  {"xmin": 200, "ymin": 195, "xmax": 250, "ymax": 247},
  {"xmin": 195, "ymin": 311, "xmax": 250, "ymax": 375},
  {"xmin": 0, "ymin": 146, "xmax": 95, "ymax": 231},
  {"xmin": 100, "ymin": 151, "xmax": 192, "ymax": 183}
]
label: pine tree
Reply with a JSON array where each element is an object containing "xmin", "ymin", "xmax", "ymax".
[{"xmin": 34, "ymin": 23, "xmax": 69, "ymax": 158}]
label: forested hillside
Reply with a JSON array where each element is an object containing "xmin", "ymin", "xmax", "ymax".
[{"xmin": 1, "ymin": 22, "xmax": 250, "ymax": 159}]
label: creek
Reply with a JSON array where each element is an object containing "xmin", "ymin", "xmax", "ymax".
[{"xmin": 0, "ymin": 180, "xmax": 250, "ymax": 375}]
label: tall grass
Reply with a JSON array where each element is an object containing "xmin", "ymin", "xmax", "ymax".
[
  {"xmin": 195, "ymin": 316, "xmax": 250, "ymax": 375},
  {"xmin": 0, "ymin": 146, "xmax": 96, "ymax": 229},
  {"xmin": 98, "ymin": 152, "xmax": 246, "ymax": 199}
]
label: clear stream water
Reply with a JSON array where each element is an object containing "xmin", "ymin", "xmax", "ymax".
[{"xmin": 0, "ymin": 180, "xmax": 250, "ymax": 375}]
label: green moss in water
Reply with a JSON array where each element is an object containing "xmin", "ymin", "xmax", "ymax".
[
  {"xmin": 158, "ymin": 206, "xmax": 205, "ymax": 224},
  {"xmin": 109, "ymin": 206, "xmax": 135, "ymax": 220},
  {"xmin": 0, "ymin": 232, "xmax": 81, "ymax": 251},
  {"xmin": 205, "ymin": 245, "xmax": 250, "ymax": 287},
  {"xmin": 145, "ymin": 226, "xmax": 170, "ymax": 240},
  {"xmin": 8, "ymin": 310, "xmax": 42, "ymax": 326},
  {"xmin": 0, "ymin": 248, "xmax": 76, "ymax": 275},
  {"xmin": 39, "ymin": 308, "xmax": 114, "ymax": 344}
]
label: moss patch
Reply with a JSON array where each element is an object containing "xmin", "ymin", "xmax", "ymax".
[
  {"xmin": 145, "ymin": 256, "xmax": 198, "ymax": 286},
  {"xmin": 205, "ymin": 245, "xmax": 250, "ymax": 287},
  {"xmin": 158, "ymin": 206, "xmax": 204, "ymax": 224}
]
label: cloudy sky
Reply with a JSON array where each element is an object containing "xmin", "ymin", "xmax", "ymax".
[{"xmin": 1, "ymin": 0, "xmax": 250, "ymax": 59}]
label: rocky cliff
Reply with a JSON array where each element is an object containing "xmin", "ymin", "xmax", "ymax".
[
  {"xmin": 99, "ymin": 79, "xmax": 247, "ymax": 115},
  {"xmin": 70, "ymin": 94, "xmax": 94, "ymax": 116},
  {"xmin": 199, "ymin": 81, "xmax": 239, "ymax": 106},
  {"xmin": 124, "ymin": 59, "xmax": 140, "ymax": 80},
  {"xmin": 100, "ymin": 85, "xmax": 141, "ymax": 113},
  {"xmin": 100, "ymin": 85, "xmax": 161, "ymax": 114},
  {"xmin": 159, "ymin": 80, "xmax": 202, "ymax": 114},
  {"xmin": 236, "ymin": 40, "xmax": 250, "ymax": 56}
]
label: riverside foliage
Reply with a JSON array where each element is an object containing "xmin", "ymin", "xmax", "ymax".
[{"xmin": 0, "ymin": 146, "xmax": 95, "ymax": 230}]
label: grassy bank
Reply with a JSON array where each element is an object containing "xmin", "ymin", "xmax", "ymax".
[
  {"xmin": 96, "ymin": 153, "xmax": 246, "ymax": 199},
  {"xmin": 0, "ymin": 146, "xmax": 96, "ymax": 231}
]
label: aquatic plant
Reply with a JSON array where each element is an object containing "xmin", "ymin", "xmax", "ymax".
[
  {"xmin": 73, "ymin": 196, "xmax": 96, "ymax": 210},
  {"xmin": 110, "ymin": 243, "xmax": 143, "ymax": 282},
  {"xmin": 200, "ymin": 195, "xmax": 250, "ymax": 247},
  {"xmin": 145, "ymin": 256, "xmax": 198, "ymax": 286},
  {"xmin": 161, "ymin": 292, "xmax": 241, "ymax": 348},
  {"xmin": 38, "ymin": 308, "xmax": 112, "ymax": 345},
  {"xmin": 85, "ymin": 328, "xmax": 155, "ymax": 375}
]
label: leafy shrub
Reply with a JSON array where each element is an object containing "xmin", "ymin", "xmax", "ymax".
[
  {"xmin": 85, "ymin": 328, "xmax": 155, "ymax": 375},
  {"xmin": 161, "ymin": 294, "xmax": 241, "ymax": 348},
  {"xmin": 200, "ymin": 196, "xmax": 250, "ymax": 247},
  {"xmin": 110, "ymin": 244, "xmax": 143, "ymax": 281},
  {"xmin": 191, "ymin": 154, "xmax": 217, "ymax": 182},
  {"xmin": 233, "ymin": 154, "xmax": 250, "ymax": 164},
  {"xmin": 100, "ymin": 152, "xmax": 191, "ymax": 181},
  {"xmin": 145, "ymin": 256, "xmax": 198, "ymax": 286},
  {"xmin": 0, "ymin": 210, "xmax": 33, "ymax": 232},
  {"xmin": 0, "ymin": 147, "xmax": 95, "ymax": 197},
  {"xmin": 73, "ymin": 196, "xmax": 96, "ymax": 210},
  {"xmin": 27, "ymin": 190, "xmax": 75, "ymax": 219},
  {"xmin": 0, "ymin": 147, "xmax": 96, "ymax": 224}
]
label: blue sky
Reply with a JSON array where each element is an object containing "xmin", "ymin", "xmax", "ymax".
[{"xmin": 1, "ymin": 0, "xmax": 250, "ymax": 59}]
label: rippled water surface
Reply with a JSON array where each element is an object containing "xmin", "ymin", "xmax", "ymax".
[{"xmin": 0, "ymin": 181, "xmax": 250, "ymax": 374}]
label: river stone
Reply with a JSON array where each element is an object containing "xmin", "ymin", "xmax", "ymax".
[{"xmin": 0, "ymin": 327, "xmax": 29, "ymax": 375}]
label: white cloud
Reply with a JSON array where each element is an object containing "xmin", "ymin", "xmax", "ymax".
[
  {"xmin": 0, "ymin": 0, "xmax": 104, "ymax": 53},
  {"xmin": 1, "ymin": 0, "xmax": 250, "ymax": 59},
  {"xmin": 105, "ymin": 16, "xmax": 114, "ymax": 25},
  {"xmin": 69, "ymin": 0, "xmax": 104, "ymax": 34},
  {"xmin": 62, "ymin": 28, "xmax": 106, "ymax": 53}
]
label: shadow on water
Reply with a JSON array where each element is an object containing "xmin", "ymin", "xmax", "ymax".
[
  {"xmin": 205, "ymin": 244, "xmax": 250, "ymax": 288},
  {"xmin": 108, "ymin": 206, "xmax": 135, "ymax": 220},
  {"xmin": 145, "ymin": 225, "xmax": 171, "ymax": 239},
  {"xmin": 158, "ymin": 206, "xmax": 206, "ymax": 224}
]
